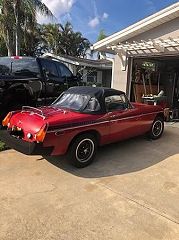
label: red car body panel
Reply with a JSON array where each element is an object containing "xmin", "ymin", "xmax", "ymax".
[{"xmin": 0, "ymin": 87, "xmax": 164, "ymax": 156}]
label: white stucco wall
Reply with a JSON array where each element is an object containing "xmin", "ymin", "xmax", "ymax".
[{"xmin": 112, "ymin": 54, "xmax": 128, "ymax": 92}]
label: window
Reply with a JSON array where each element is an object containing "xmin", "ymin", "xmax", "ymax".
[
  {"xmin": 105, "ymin": 94, "xmax": 128, "ymax": 112},
  {"xmin": 0, "ymin": 57, "xmax": 40, "ymax": 78},
  {"xmin": 53, "ymin": 93, "xmax": 89, "ymax": 111},
  {"xmin": 58, "ymin": 63, "xmax": 72, "ymax": 78},
  {"xmin": 84, "ymin": 97, "xmax": 101, "ymax": 112},
  {"xmin": 87, "ymin": 71, "xmax": 97, "ymax": 83},
  {"xmin": 40, "ymin": 60, "xmax": 59, "ymax": 79}
]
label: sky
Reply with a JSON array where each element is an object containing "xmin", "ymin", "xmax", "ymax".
[{"xmin": 38, "ymin": 0, "xmax": 179, "ymax": 43}]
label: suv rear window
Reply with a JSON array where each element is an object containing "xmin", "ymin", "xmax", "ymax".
[{"xmin": 0, "ymin": 57, "xmax": 40, "ymax": 78}]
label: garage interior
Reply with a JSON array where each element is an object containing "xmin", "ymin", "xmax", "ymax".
[{"xmin": 130, "ymin": 56, "xmax": 179, "ymax": 120}]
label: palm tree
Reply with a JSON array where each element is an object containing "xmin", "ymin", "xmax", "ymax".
[
  {"xmin": 70, "ymin": 31, "xmax": 90, "ymax": 57},
  {"xmin": 41, "ymin": 23, "xmax": 61, "ymax": 55},
  {"xmin": 0, "ymin": 0, "xmax": 53, "ymax": 56},
  {"xmin": 38, "ymin": 22, "xmax": 90, "ymax": 58},
  {"xmin": 58, "ymin": 22, "xmax": 73, "ymax": 55},
  {"xmin": 0, "ymin": 0, "xmax": 15, "ymax": 56},
  {"xmin": 58, "ymin": 22, "xmax": 90, "ymax": 57}
]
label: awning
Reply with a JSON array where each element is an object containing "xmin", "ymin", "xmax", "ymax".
[
  {"xmin": 107, "ymin": 37, "xmax": 179, "ymax": 56},
  {"xmin": 106, "ymin": 37, "xmax": 179, "ymax": 71}
]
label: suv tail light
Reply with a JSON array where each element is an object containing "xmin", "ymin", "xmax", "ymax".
[
  {"xmin": 2, "ymin": 112, "xmax": 12, "ymax": 127},
  {"xmin": 35, "ymin": 124, "xmax": 48, "ymax": 142},
  {"xmin": 11, "ymin": 56, "xmax": 22, "ymax": 60}
]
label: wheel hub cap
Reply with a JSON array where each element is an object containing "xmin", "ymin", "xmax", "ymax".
[
  {"xmin": 152, "ymin": 120, "xmax": 162, "ymax": 137},
  {"xmin": 76, "ymin": 139, "xmax": 95, "ymax": 163}
]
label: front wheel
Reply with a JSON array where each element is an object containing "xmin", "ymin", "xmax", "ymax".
[
  {"xmin": 67, "ymin": 134, "xmax": 98, "ymax": 168},
  {"xmin": 148, "ymin": 117, "xmax": 164, "ymax": 140}
]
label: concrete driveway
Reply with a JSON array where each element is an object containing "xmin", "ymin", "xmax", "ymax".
[{"xmin": 0, "ymin": 125, "xmax": 179, "ymax": 240}]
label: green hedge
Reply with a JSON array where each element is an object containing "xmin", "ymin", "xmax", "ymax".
[{"xmin": 0, "ymin": 140, "xmax": 8, "ymax": 152}]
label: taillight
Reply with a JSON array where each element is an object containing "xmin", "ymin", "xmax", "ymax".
[
  {"xmin": 11, "ymin": 56, "xmax": 22, "ymax": 60},
  {"xmin": 2, "ymin": 112, "xmax": 12, "ymax": 127},
  {"xmin": 35, "ymin": 124, "xmax": 48, "ymax": 142}
]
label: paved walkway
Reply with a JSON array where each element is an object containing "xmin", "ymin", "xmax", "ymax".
[{"xmin": 0, "ymin": 126, "xmax": 179, "ymax": 240}]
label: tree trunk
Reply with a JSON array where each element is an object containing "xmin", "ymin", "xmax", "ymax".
[
  {"xmin": 2, "ymin": 3, "xmax": 15, "ymax": 56},
  {"xmin": 15, "ymin": 20, "xmax": 20, "ymax": 56},
  {"xmin": 5, "ymin": 30, "xmax": 14, "ymax": 56},
  {"xmin": 14, "ymin": 1, "xmax": 20, "ymax": 56},
  {"xmin": 7, "ymin": 48, "xmax": 12, "ymax": 57}
]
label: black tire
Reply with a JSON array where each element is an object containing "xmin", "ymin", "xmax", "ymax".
[
  {"xmin": 67, "ymin": 133, "xmax": 98, "ymax": 168},
  {"xmin": 148, "ymin": 116, "xmax": 164, "ymax": 140}
]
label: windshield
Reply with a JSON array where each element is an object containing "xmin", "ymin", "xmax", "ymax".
[
  {"xmin": 53, "ymin": 93, "xmax": 89, "ymax": 111},
  {"xmin": 0, "ymin": 57, "xmax": 40, "ymax": 78}
]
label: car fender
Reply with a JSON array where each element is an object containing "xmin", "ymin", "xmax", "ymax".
[{"xmin": 68, "ymin": 129, "xmax": 101, "ymax": 148}]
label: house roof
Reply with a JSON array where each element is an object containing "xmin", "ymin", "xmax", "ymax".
[
  {"xmin": 43, "ymin": 53, "xmax": 112, "ymax": 69},
  {"xmin": 92, "ymin": 2, "xmax": 179, "ymax": 52}
]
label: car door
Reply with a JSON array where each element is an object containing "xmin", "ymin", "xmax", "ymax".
[{"xmin": 105, "ymin": 94, "xmax": 143, "ymax": 143}]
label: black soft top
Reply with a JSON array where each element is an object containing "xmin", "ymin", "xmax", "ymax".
[
  {"xmin": 65, "ymin": 86, "xmax": 126, "ymax": 113},
  {"xmin": 66, "ymin": 86, "xmax": 125, "ymax": 98}
]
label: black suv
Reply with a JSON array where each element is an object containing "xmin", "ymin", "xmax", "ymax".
[{"xmin": 0, "ymin": 56, "xmax": 81, "ymax": 121}]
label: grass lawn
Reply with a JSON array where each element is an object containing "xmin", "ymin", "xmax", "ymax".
[{"xmin": 0, "ymin": 140, "xmax": 8, "ymax": 151}]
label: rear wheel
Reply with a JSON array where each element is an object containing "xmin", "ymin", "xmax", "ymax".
[
  {"xmin": 148, "ymin": 117, "xmax": 164, "ymax": 140},
  {"xmin": 67, "ymin": 134, "xmax": 98, "ymax": 168}
]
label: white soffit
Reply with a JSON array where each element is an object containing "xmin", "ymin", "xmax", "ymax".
[{"xmin": 92, "ymin": 2, "xmax": 179, "ymax": 52}]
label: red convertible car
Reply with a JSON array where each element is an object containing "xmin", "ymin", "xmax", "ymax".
[{"xmin": 0, "ymin": 86, "xmax": 164, "ymax": 167}]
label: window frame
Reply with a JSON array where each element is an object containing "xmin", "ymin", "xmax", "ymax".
[{"xmin": 105, "ymin": 94, "xmax": 132, "ymax": 112}]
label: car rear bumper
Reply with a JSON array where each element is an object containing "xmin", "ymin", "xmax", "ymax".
[{"xmin": 0, "ymin": 129, "xmax": 53, "ymax": 156}]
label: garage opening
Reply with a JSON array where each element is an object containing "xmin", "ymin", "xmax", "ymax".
[{"xmin": 130, "ymin": 56, "xmax": 179, "ymax": 120}]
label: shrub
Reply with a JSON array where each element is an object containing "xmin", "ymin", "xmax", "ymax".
[{"xmin": 0, "ymin": 141, "xmax": 9, "ymax": 151}]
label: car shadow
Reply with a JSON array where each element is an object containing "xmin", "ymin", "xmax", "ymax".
[{"xmin": 43, "ymin": 128, "xmax": 179, "ymax": 178}]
